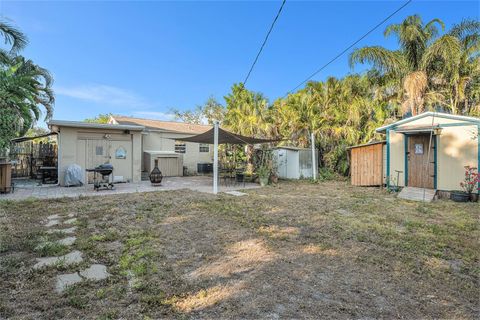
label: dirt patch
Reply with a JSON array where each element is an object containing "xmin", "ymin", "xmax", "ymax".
[{"xmin": 0, "ymin": 181, "xmax": 478, "ymax": 319}]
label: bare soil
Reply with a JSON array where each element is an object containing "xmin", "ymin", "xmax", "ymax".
[{"xmin": 0, "ymin": 180, "xmax": 478, "ymax": 319}]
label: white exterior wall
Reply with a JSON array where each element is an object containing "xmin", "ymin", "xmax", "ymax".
[
  {"xmin": 437, "ymin": 124, "xmax": 478, "ymax": 191},
  {"xmin": 57, "ymin": 127, "xmax": 142, "ymax": 186},
  {"xmin": 388, "ymin": 130, "xmax": 406, "ymax": 187},
  {"xmin": 142, "ymin": 131, "xmax": 213, "ymax": 174}
]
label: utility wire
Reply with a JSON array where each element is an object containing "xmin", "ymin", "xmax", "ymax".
[
  {"xmin": 243, "ymin": 0, "xmax": 286, "ymax": 85},
  {"xmin": 284, "ymin": 0, "xmax": 412, "ymax": 97}
]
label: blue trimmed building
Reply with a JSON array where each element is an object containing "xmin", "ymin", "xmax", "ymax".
[{"xmin": 376, "ymin": 112, "xmax": 479, "ymax": 194}]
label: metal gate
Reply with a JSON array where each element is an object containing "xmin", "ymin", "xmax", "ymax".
[{"xmin": 10, "ymin": 141, "xmax": 57, "ymax": 178}]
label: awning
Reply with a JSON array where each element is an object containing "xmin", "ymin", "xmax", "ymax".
[
  {"xmin": 393, "ymin": 124, "xmax": 441, "ymax": 134},
  {"xmin": 11, "ymin": 132, "xmax": 57, "ymax": 143},
  {"xmin": 173, "ymin": 127, "xmax": 280, "ymax": 145}
]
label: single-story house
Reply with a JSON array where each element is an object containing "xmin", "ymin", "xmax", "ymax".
[
  {"xmin": 376, "ymin": 111, "xmax": 479, "ymax": 193},
  {"xmin": 109, "ymin": 116, "xmax": 213, "ymax": 174},
  {"xmin": 48, "ymin": 116, "xmax": 214, "ymax": 186}
]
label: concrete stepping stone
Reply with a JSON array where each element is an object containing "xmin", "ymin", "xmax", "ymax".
[
  {"xmin": 79, "ymin": 264, "xmax": 110, "ymax": 281},
  {"xmin": 45, "ymin": 219, "xmax": 59, "ymax": 227},
  {"xmin": 55, "ymin": 272, "xmax": 82, "ymax": 293},
  {"xmin": 35, "ymin": 236, "xmax": 77, "ymax": 250},
  {"xmin": 57, "ymin": 236, "xmax": 76, "ymax": 246},
  {"xmin": 64, "ymin": 218, "xmax": 77, "ymax": 225},
  {"xmin": 47, "ymin": 214, "xmax": 60, "ymax": 220},
  {"xmin": 224, "ymin": 191, "xmax": 247, "ymax": 197},
  {"xmin": 47, "ymin": 227, "xmax": 77, "ymax": 234},
  {"xmin": 33, "ymin": 250, "xmax": 83, "ymax": 269}
]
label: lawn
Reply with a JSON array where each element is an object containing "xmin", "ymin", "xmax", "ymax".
[{"xmin": 0, "ymin": 180, "xmax": 478, "ymax": 319}]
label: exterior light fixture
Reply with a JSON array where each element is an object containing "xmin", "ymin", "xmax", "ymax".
[{"xmin": 433, "ymin": 127, "xmax": 443, "ymax": 135}]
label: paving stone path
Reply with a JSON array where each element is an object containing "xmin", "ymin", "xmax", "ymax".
[{"xmin": 34, "ymin": 212, "xmax": 111, "ymax": 293}]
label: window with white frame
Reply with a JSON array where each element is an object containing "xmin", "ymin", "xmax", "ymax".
[
  {"xmin": 199, "ymin": 143, "xmax": 210, "ymax": 153},
  {"xmin": 175, "ymin": 141, "xmax": 186, "ymax": 154}
]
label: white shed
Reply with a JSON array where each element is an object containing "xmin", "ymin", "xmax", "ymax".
[{"xmin": 273, "ymin": 147, "xmax": 319, "ymax": 179}]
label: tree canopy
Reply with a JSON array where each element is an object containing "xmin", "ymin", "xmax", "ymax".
[
  {"xmin": 180, "ymin": 15, "xmax": 479, "ymax": 176},
  {"xmin": 0, "ymin": 20, "xmax": 54, "ymax": 152}
]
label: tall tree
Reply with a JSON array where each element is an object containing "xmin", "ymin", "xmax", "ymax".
[
  {"xmin": 0, "ymin": 19, "xmax": 54, "ymax": 151},
  {"xmin": 350, "ymin": 15, "xmax": 446, "ymax": 115}
]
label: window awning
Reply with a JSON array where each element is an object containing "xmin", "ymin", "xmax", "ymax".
[{"xmin": 173, "ymin": 127, "xmax": 280, "ymax": 145}]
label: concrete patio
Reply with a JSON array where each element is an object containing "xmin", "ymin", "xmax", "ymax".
[{"xmin": 1, "ymin": 176, "xmax": 260, "ymax": 200}]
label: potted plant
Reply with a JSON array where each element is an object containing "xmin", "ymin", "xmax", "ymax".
[{"xmin": 453, "ymin": 166, "xmax": 479, "ymax": 202}]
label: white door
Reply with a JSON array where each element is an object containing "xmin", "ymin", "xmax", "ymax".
[{"xmin": 86, "ymin": 139, "xmax": 111, "ymax": 184}]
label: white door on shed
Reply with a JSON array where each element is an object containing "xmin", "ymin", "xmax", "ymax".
[{"xmin": 85, "ymin": 139, "xmax": 111, "ymax": 183}]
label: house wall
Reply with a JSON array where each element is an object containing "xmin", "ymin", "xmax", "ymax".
[
  {"xmin": 142, "ymin": 131, "xmax": 213, "ymax": 174},
  {"xmin": 437, "ymin": 124, "xmax": 478, "ymax": 191},
  {"xmin": 388, "ymin": 130, "xmax": 406, "ymax": 187},
  {"xmin": 387, "ymin": 115, "xmax": 479, "ymax": 191},
  {"xmin": 57, "ymin": 127, "xmax": 142, "ymax": 186}
]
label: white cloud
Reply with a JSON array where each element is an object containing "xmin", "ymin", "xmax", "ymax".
[
  {"xmin": 132, "ymin": 111, "xmax": 176, "ymax": 121},
  {"xmin": 55, "ymin": 84, "xmax": 151, "ymax": 108}
]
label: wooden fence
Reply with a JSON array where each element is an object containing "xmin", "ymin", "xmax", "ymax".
[{"xmin": 348, "ymin": 141, "xmax": 386, "ymax": 186}]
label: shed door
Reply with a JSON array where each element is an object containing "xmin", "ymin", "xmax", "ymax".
[
  {"xmin": 407, "ymin": 135, "xmax": 435, "ymax": 189},
  {"xmin": 158, "ymin": 157, "xmax": 182, "ymax": 177},
  {"xmin": 86, "ymin": 139, "xmax": 111, "ymax": 183}
]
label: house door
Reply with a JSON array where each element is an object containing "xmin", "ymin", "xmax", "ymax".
[{"xmin": 407, "ymin": 135, "xmax": 435, "ymax": 189}]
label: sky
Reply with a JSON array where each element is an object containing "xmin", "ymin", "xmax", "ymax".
[{"xmin": 1, "ymin": 0, "xmax": 479, "ymax": 124}]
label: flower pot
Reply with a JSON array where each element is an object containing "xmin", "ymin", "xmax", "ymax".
[
  {"xmin": 470, "ymin": 193, "xmax": 479, "ymax": 202},
  {"xmin": 451, "ymin": 191, "xmax": 470, "ymax": 202},
  {"xmin": 270, "ymin": 175, "xmax": 278, "ymax": 184},
  {"xmin": 259, "ymin": 176, "xmax": 269, "ymax": 187}
]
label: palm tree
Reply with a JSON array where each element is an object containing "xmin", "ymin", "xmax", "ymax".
[
  {"xmin": 421, "ymin": 19, "xmax": 480, "ymax": 114},
  {"xmin": 0, "ymin": 19, "xmax": 54, "ymax": 151},
  {"xmin": 350, "ymin": 15, "xmax": 446, "ymax": 115},
  {"xmin": 0, "ymin": 20, "xmax": 28, "ymax": 63}
]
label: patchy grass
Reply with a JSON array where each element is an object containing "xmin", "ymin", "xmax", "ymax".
[{"xmin": 0, "ymin": 180, "xmax": 478, "ymax": 319}]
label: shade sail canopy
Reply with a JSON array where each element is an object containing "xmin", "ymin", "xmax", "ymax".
[{"xmin": 173, "ymin": 127, "xmax": 280, "ymax": 145}]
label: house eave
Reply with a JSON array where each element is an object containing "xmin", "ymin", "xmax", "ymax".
[{"xmin": 376, "ymin": 112, "xmax": 480, "ymax": 133}]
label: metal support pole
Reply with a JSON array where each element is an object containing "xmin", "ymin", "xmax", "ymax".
[
  {"xmin": 311, "ymin": 132, "xmax": 317, "ymax": 180},
  {"xmin": 213, "ymin": 121, "xmax": 219, "ymax": 194}
]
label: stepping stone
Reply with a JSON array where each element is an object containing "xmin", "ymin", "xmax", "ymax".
[
  {"xmin": 67, "ymin": 213, "xmax": 76, "ymax": 218},
  {"xmin": 79, "ymin": 264, "xmax": 110, "ymax": 281},
  {"xmin": 33, "ymin": 250, "xmax": 83, "ymax": 269},
  {"xmin": 64, "ymin": 218, "xmax": 77, "ymax": 225},
  {"xmin": 224, "ymin": 191, "xmax": 247, "ymax": 197},
  {"xmin": 57, "ymin": 236, "xmax": 76, "ymax": 246},
  {"xmin": 47, "ymin": 214, "xmax": 60, "ymax": 220},
  {"xmin": 55, "ymin": 272, "xmax": 82, "ymax": 293},
  {"xmin": 47, "ymin": 227, "xmax": 77, "ymax": 234},
  {"xmin": 45, "ymin": 220, "xmax": 59, "ymax": 227}
]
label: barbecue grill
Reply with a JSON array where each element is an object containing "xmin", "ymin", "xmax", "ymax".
[{"xmin": 86, "ymin": 163, "xmax": 115, "ymax": 191}]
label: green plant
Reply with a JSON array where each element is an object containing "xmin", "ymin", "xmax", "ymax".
[{"xmin": 460, "ymin": 166, "xmax": 479, "ymax": 194}]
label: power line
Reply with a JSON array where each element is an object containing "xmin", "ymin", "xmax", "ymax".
[
  {"xmin": 243, "ymin": 0, "xmax": 286, "ymax": 85},
  {"xmin": 284, "ymin": 0, "xmax": 412, "ymax": 97}
]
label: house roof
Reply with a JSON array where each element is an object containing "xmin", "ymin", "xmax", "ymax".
[
  {"xmin": 48, "ymin": 120, "xmax": 144, "ymax": 131},
  {"xmin": 111, "ymin": 115, "xmax": 211, "ymax": 134},
  {"xmin": 376, "ymin": 112, "xmax": 480, "ymax": 133}
]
